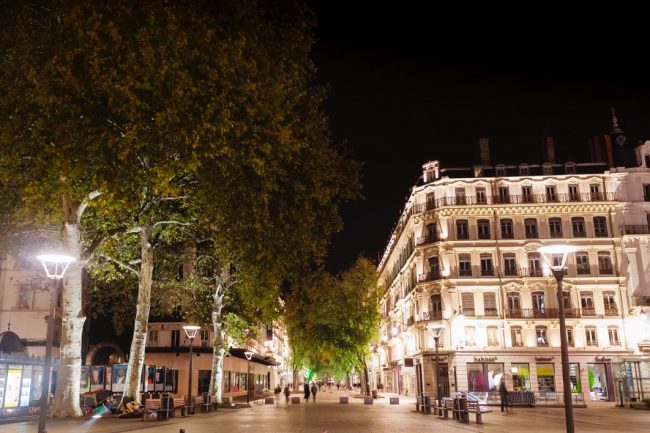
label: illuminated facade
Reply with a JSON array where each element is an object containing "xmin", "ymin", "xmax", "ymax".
[{"xmin": 373, "ymin": 138, "xmax": 650, "ymax": 405}]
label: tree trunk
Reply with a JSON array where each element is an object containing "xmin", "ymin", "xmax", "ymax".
[
  {"xmin": 121, "ymin": 224, "xmax": 154, "ymax": 405},
  {"xmin": 208, "ymin": 269, "xmax": 225, "ymax": 403},
  {"xmin": 363, "ymin": 362, "xmax": 370, "ymax": 396},
  {"xmin": 51, "ymin": 218, "xmax": 85, "ymax": 417},
  {"xmin": 292, "ymin": 367, "xmax": 299, "ymax": 392}
]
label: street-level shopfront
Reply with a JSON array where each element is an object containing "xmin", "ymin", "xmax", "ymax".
[
  {"xmin": 448, "ymin": 352, "xmax": 628, "ymax": 403},
  {"xmin": 0, "ymin": 355, "xmax": 45, "ymax": 418}
]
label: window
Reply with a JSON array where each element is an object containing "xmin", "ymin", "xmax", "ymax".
[
  {"xmin": 603, "ymin": 292, "xmax": 617, "ymax": 315},
  {"xmin": 644, "ymin": 184, "xmax": 650, "ymax": 201},
  {"xmin": 500, "ymin": 219, "xmax": 514, "ymax": 239},
  {"xmin": 568, "ymin": 184, "xmax": 579, "ymax": 201},
  {"xmin": 201, "ymin": 329, "xmax": 209, "ymax": 341},
  {"xmin": 566, "ymin": 327, "xmax": 574, "ymax": 347},
  {"xmin": 484, "ymin": 292, "xmax": 497, "ymax": 316},
  {"xmin": 524, "ymin": 218, "xmax": 538, "ymax": 238},
  {"xmin": 458, "ymin": 254, "xmax": 472, "ymax": 276},
  {"xmin": 598, "ymin": 252, "xmax": 613, "ymax": 274},
  {"xmin": 455, "ymin": 187, "xmax": 467, "ymax": 205},
  {"xmin": 593, "ymin": 216, "xmax": 608, "ymax": 237},
  {"xmin": 532, "ymin": 292, "xmax": 545, "ymax": 317},
  {"xmin": 428, "ymin": 256, "xmax": 440, "ymax": 277},
  {"xmin": 536, "ymin": 326, "xmax": 548, "ymax": 346},
  {"xmin": 580, "ymin": 292, "xmax": 595, "ymax": 315},
  {"xmin": 575, "ymin": 252, "xmax": 590, "ymax": 274},
  {"xmin": 461, "ymin": 292, "xmax": 475, "ymax": 316},
  {"xmin": 426, "ymin": 192, "xmax": 436, "ymax": 209},
  {"xmin": 477, "ymin": 219, "xmax": 491, "ymax": 239},
  {"xmin": 171, "ymin": 330, "xmax": 181, "ymax": 348},
  {"xmin": 571, "ymin": 217, "xmax": 586, "ymax": 237},
  {"xmin": 487, "ymin": 326, "xmax": 499, "ymax": 346},
  {"xmin": 608, "ymin": 327, "xmax": 620, "ymax": 346},
  {"xmin": 503, "ymin": 253, "xmax": 517, "ymax": 276},
  {"xmin": 464, "ymin": 326, "xmax": 476, "ymax": 346},
  {"xmin": 456, "ymin": 219, "xmax": 469, "ymax": 240},
  {"xmin": 429, "ymin": 294, "xmax": 443, "ymax": 320},
  {"xmin": 565, "ymin": 163, "xmax": 576, "ymax": 174},
  {"xmin": 590, "ymin": 184, "xmax": 601, "ymax": 200},
  {"xmin": 148, "ymin": 330, "xmax": 158, "ymax": 345},
  {"xmin": 511, "ymin": 326, "xmax": 523, "ymax": 347},
  {"xmin": 522, "ymin": 186, "xmax": 533, "ymax": 203},
  {"xmin": 545, "ymin": 185, "xmax": 557, "ymax": 202},
  {"xmin": 543, "ymin": 164, "xmax": 554, "ymax": 175},
  {"xmin": 585, "ymin": 327, "xmax": 598, "ymax": 346},
  {"xmin": 424, "ymin": 223, "xmax": 437, "ymax": 243},
  {"xmin": 528, "ymin": 252, "xmax": 542, "ymax": 276},
  {"xmin": 18, "ymin": 284, "xmax": 34, "ymax": 310},
  {"xmin": 519, "ymin": 165, "xmax": 530, "ymax": 176},
  {"xmin": 549, "ymin": 217, "xmax": 563, "ymax": 238},
  {"xmin": 507, "ymin": 292, "xmax": 521, "ymax": 311},
  {"xmin": 495, "ymin": 165, "xmax": 506, "ymax": 176},
  {"xmin": 480, "ymin": 254, "xmax": 494, "ymax": 276},
  {"xmin": 476, "ymin": 187, "xmax": 487, "ymax": 204},
  {"xmin": 498, "ymin": 186, "xmax": 509, "ymax": 204}
]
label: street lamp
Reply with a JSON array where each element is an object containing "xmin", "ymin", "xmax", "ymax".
[
  {"xmin": 427, "ymin": 324, "xmax": 444, "ymax": 412},
  {"xmin": 244, "ymin": 350, "xmax": 254, "ymax": 405},
  {"xmin": 182, "ymin": 325, "xmax": 201, "ymax": 414},
  {"xmin": 36, "ymin": 253, "xmax": 75, "ymax": 433},
  {"xmin": 538, "ymin": 244, "xmax": 578, "ymax": 433}
]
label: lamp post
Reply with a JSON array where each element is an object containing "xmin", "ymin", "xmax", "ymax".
[
  {"xmin": 427, "ymin": 324, "xmax": 444, "ymax": 412},
  {"xmin": 182, "ymin": 325, "xmax": 201, "ymax": 414},
  {"xmin": 538, "ymin": 244, "xmax": 578, "ymax": 433},
  {"xmin": 36, "ymin": 253, "xmax": 75, "ymax": 433},
  {"xmin": 244, "ymin": 351, "xmax": 254, "ymax": 405}
]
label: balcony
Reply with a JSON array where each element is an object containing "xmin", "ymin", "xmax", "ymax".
[
  {"xmin": 462, "ymin": 308, "xmax": 476, "ymax": 317},
  {"xmin": 480, "ymin": 268, "xmax": 495, "ymax": 277},
  {"xmin": 622, "ymin": 225, "xmax": 650, "ymax": 235},
  {"xmin": 504, "ymin": 308, "xmax": 581, "ymax": 319},
  {"xmin": 418, "ymin": 271, "xmax": 442, "ymax": 282},
  {"xmin": 458, "ymin": 268, "xmax": 473, "ymax": 277},
  {"xmin": 598, "ymin": 267, "xmax": 614, "ymax": 275},
  {"xmin": 581, "ymin": 308, "xmax": 596, "ymax": 316},
  {"xmin": 502, "ymin": 268, "xmax": 519, "ymax": 277},
  {"xmin": 416, "ymin": 235, "xmax": 439, "ymax": 246},
  {"xmin": 432, "ymin": 192, "xmax": 618, "ymax": 207},
  {"xmin": 418, "ymin": 310, "xmax": 443, "ymax": 322},
  {"xmin": 520, "ymin": 267, "xmax": 544, "ymax": 277},
  {"xmin": 604, "ymin": 308, "xmax": 619, "ymax": 316},
  {"xmin": 484, "ymin": 308, "xmax": 498, "ymax": 317}
]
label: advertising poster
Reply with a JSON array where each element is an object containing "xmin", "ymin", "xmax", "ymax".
[
  {"xmin": 155, "ymin": 367, "xmax": 164, "ymax": 392},
  {"xmin": 4, "ymin": 368, "xmax": 22, "ymax": 408},
  {"xmin": 164, "ymin": 369, "xmax": 174, "ymax": 391},
  {"xmin": 111, "ymin": 364, "xmax": 127, "ymax": 393},
  {"xmin": 19, "ymin": 365, "xmax": 32, "ymax": 407},
  {"xmin": 145, "ymin": 366, "xmax": 155, "ymax": 392},
  {"xmin": 90, "ymin": 366, "xmax": 105, "ymax": 391},
  {"xmin": 30, "ymin": 366, "xmax": 43, "ymax": 403},
  {"xmin": 79, "ymin": 366, "xmax": 90, "ymax": 393}
]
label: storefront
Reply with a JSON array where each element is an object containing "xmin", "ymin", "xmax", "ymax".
[{"xmin": 0, "ymin": 356, "xmax": 46, "ymax": 418}]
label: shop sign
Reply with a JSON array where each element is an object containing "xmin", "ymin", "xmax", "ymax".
[
  {"xmin": 473, "ymin": 356, "xmax": 497, "ymax": 362},
  {"xmin": 595, "ymin": 356, "xmax": 612, "ymax": 362},
  {"xmin": 535, "ymin": 356, "xmax": 554, "ymax": 361}
]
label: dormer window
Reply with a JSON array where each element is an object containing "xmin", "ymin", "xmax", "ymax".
[
  {"xmin": 565, "ymin": 162, "xmax": 576, "ymax": 174},
  {"xmin": 543, "ymin": 163, "xmax": 554, "ymax": 175},
  {"xmin": 495, "ymin": 165, "xmax": 506, "ymax": 176},
  {"xmin": 519, "ymin": 164, "xmax": 530, "ymax": 176}
]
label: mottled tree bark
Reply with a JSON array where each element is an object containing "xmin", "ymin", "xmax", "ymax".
[
  {"xmin": 208, "ymin": 270, "xmax": 225, "ymax": 402},
  {"xmin": 51, "ymin": 208, "xmax": 85, "ymax": 417},
  {"xmin": 121, "ymin": 224, "xmax": 154, "ymax": 405}
]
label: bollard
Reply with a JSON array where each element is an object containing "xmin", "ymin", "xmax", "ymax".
[{"xmin": 180, "ymin": 429, "xmax": 185, "ymax": 433}]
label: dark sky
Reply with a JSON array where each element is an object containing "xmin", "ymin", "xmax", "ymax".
[{"xmin": 309, "ymin": 3, "xmax": 650, "ymax": 274}]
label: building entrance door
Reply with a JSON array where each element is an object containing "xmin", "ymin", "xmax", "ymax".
[{"xmin": 588, "ymin": 363, "xmax": 610, "ymax": 401}]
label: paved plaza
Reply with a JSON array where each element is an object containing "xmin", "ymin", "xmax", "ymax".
[{"xmin": 2, "ymin": 390, "xmax": 648, "ymax": 433}]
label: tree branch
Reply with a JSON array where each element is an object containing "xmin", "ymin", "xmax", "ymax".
[
  {"xmin": 99, "ymin": 253, "xmax": 139, "ymax": 275},
  {"xmin": 76, "ymin": 190, "xmax": 102, "ymax": 224}
]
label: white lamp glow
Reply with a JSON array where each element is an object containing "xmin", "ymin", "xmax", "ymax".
[
  {"xmin": 37, "ymin": 253, "xmax": 75, "ymax": 280},
  {"xmin": 244, "ymin": 350, "xmax": 254, "ymax": 360},
  {"xmin": 182, "ymin": 325, "xmax": 201, "ymax": 339}
]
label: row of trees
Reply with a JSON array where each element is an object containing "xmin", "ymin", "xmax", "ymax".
[{"xmin": 0, "ymin": 0, "xmax": 360, "ymax": 416}]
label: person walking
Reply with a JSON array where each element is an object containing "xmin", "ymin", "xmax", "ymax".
[
  {"xmin": 283, "ymin": 385, "xmax": 291, "ymax": 404},
  {"xmin": 311, "ymin": 382, "xmax": 318, "ymax": 403},
  {"xmin": 304, "ymin": 383, "xmax": 311, "ymax": 402},
  {"xmin": 499, "ymin": 377, "xmax": 510, "ymax": 413}
]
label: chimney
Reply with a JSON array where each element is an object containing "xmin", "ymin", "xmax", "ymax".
[
  {"xmin": 479, "ymin": 138, "xmax": 490, "ymax": 166},
  {"xmin": 603, "ymin": 135, "xmax": 615, "ymax": 168},
  {"xmin": 544, "ymin": 136, "xmax": 555, "ymax": 163},
  {"xmin": 589, "ymin": 136, "xmax": 604, "ymax": 162}
]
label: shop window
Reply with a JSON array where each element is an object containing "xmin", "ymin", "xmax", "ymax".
[
  {"xmin": 511, "ymin": 363, "xmax": 531, "ymax": 391},
  {"xmin": 537, "ymin": 363, "xmax": 556, "ymax": 392},
  {"xmin": 569, "ymin": 363, "xmax": 582, "ymax": 392},
  {"xmin": 468, "ymin": 362, "xmax": 504, "ymax": 392}
]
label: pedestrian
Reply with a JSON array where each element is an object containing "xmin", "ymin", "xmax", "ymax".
[
  {"xmin": 311, "ymin": 382, "xmax": 318, "ymax": 403},
  {"xmin": 499, "ymin": 377, "xmax": 510, "ymax": 413},
  {"xmin": 284, "ymin": 385, "xmax": 291, "ymax": 404},
  {"xmin": 304, "ymin": 383, "xmax": 311, "ymax": 402},
  {"xmin": 336, "ymin": 382, "xmax": 340, "ymax": 391}
]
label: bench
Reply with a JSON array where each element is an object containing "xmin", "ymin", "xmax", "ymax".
[
  {"xmin": 448, "ymin": 399, "xmax": 491, "ymax": 424},
  {"xmin": 432, "ymin": 399, "xmax": 452, "ymax": 419},
  {"xmin": 415, "ymin": 396, "xmax": 432, "ymax": 414},
  {"xmin": 142, "ymin": 397, "xmax": 187, "ymax": 421}
]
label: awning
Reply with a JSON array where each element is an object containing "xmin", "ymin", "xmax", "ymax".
[
  {"xmin": 0, "ymin": 330, "xmax": 26, "ymax": 353},
  {"xmin": 229, "ymin": 348, "xmax": 279, "ymax": 366}
]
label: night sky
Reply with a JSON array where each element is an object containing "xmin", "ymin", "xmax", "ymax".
[{"xmin": 309, "ymin": 3, "xmax": 650, "ymax": 273}]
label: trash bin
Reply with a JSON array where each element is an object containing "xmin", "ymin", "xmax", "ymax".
[
  {"xmin": 371, "ymin": 390, "xmax": 378, "ymax": 399},
  {"xmin": 424, "ymin": 396, "xmax": 433, "ymax": 414},
  {"xmin": 458, "ymin": 396, "xmax": 468, "ymax": 423},
  {"xmin": 160, "ymin": 393, "xmax": 173, "ymax": 421}
]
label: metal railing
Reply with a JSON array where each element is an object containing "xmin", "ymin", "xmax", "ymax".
[
  {"xmin": 462, "ymin": 391, "xmax": 584, "ymax": 407},
  {"xmin": 418, "ymin": 271, "xmax": 442, "ymax": 282},
  {"xmin": 416, "ymin": 235, "xmax": 440, "ymax": 246},
  {"xmin": 504, "ymin": 308, "xmax": 581, "ymax": 319},
  {"xmin": 418, "ymin": 310, "xmax": 443, "ymax": 322},
  {"xmin": 622, "ymin": 225, "xmax": 650, "ymax": 235}
]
